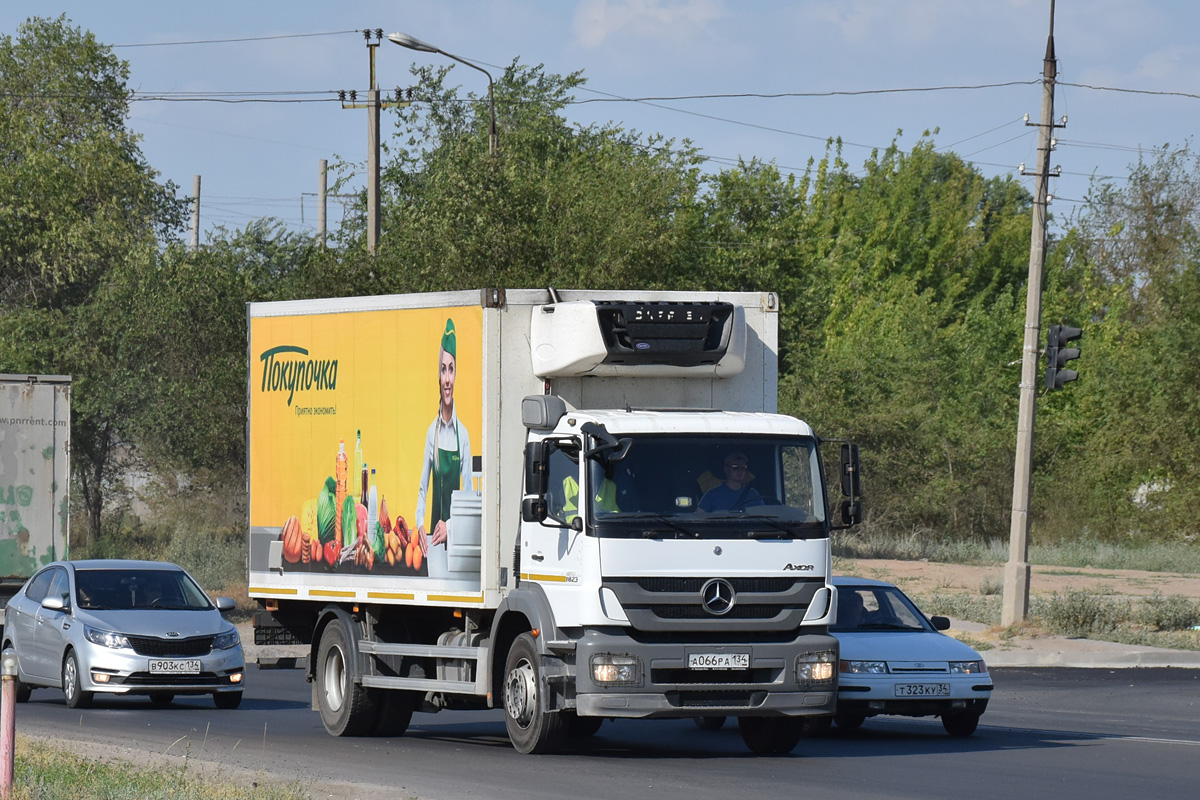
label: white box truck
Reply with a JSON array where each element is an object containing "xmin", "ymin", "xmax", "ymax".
[
  {"xmin": 247, "ymin": 289, "xmax": 861, "ymax": 754},
  {"xmin": 0, "ymin": 374, "xmax": 71, "ymax": 622}
]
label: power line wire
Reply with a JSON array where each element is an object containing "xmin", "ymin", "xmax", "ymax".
[{"xmin": 113, "ymin": 30, "xmax": 360, "ymax": 48}]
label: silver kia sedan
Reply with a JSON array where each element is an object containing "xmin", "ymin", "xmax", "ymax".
[{"xmin": 2, "ymin": 559, "xmax": 244, "ymax": 708}]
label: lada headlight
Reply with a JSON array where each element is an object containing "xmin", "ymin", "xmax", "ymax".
[
  {"xmin": 84, "ymin": 625, "xmax": 132, "ymax": 651},
  {"xmin": 949, "ymin": 660, "xmax": 987, "ymax": 674},
  {"xmin": 840, "ymin": 660, "xmax": 888, "ymax": 674}
]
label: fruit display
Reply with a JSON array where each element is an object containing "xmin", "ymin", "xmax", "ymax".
[{"xmin": 277, "ymin": 436, "xmax": 435, "ymax": 576}]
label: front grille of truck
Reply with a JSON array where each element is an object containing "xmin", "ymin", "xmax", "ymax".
[
  {"xmin": 669, "ymin": 690, "xmax": 766, "ymax": 709},
  {"xmin": 603, "ymin": 576, "xmax": 823, "ymax": 633},
  {"xmin": 652, "ymin": 667, "xmax": 781, "ymax": 685}
]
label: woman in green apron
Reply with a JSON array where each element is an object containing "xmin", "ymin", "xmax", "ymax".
[{"xmin": 416, "ymin": 319, "xmax": 473, "ymax": 556}]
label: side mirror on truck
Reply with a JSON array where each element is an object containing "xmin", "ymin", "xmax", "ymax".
[
  {"xmin": 522, "ymin": 440, "xmax": 549, "ymax": 523},
  {"xmin": 838, "ymin": 443, "xmax": 863, "ymax": 527}
]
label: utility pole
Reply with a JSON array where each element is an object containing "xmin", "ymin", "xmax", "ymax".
[
  {"xmin": 318, "ymin": 159, "xmax": 328, "ymax": 248},
  {"xmin": 340, "ymin": 29, "xmax": 409, "ymax": 256},
  {"xmin": 189, "ymin": 174, "xmax": 201, "ymax": 253},
  {"xmin": 1004, "ymin": 0, "xmax": 1065, "ymax": 626}
]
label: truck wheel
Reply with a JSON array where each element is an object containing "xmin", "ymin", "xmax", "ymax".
[
  {"xmin": 503, "ymin": 632, "xmax": 567, "ymax": 754},
  {"xmin": 62, "ymin": 650, "xmax": 92, "ymax": 709},
  {"xmin": 801, "ymin": 716, "xmax": 833, "ymax": 736},
  {"xmin": 738, "ymin": 716, "xmax": 804, "ymax": 755},
  {"xmin": 565, "ymin": 711, "xmax": 604, "ymax": 738},
  {"xmin": 834, "ymin": 712, "xmax": 865, "ymax": 730},
  {"xmin": 694, "ymin": 716, "xmax": 727, "ymax": 731},
  {"xmin": 942, "ymin": 712, "xmax": 980, "ymax": 737},
  {"xmin": 316, "ymin": 620, "xmax": 377, "ymax": 736},
  {"xmin": 372, "ymin": 689, "xmax": 417, "ymax": 736}
]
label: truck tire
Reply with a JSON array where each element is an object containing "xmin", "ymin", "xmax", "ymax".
[
  {"xmin": 694, "ymin": 716, "xmax": 727, "ymax": 731},
  {"xmin": 738, "ymin": 716, "xmax": 804, "ymax": 755},
  {"xmin": 503, "ymin": 632, "xmax": 567, "ymax": 754},
  {"xmin": 834, "ymin": 712, "xmax": 866, "ymax": 730},
  {"xmin": 316, "ymin": 620, "xmax": 377, "ymax": 736},
  {"xmin": 565, "ymin": 711, "xmax": 604, "ymax": 738},
  {"xmin": 372, "ymin": 689, "xmax": 417, "ymax": 737}
]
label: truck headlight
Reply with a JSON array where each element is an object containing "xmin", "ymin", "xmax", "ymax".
[
  {"xmin": 591, "ymin": 654, "xmax": 642, "ymax": 687},
  {"xmin": 949, "ymin": 660, "xmax": 987, "ymax": 675},
  {"xmin": 840, "ymin": 660, "xmax": 888, "ymax": 674},
  {"xmin": 795, "ymin": 650, "xmax": 836, "ymax": 689},
  {"xmin": 84, "ymin": 625, "xmax": 132, "ymax": 651}
]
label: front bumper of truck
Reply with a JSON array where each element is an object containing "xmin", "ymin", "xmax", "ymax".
[{"xmin": 570, "ymin": 629, "xmax": 837, "ymax": 719}]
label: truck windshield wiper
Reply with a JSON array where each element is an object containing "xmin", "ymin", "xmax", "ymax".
[
  {"xmin": 617, "ymin": 513, "xmax": 701, "ymax": 539},
  {"xmin": 746, "ymin": 518, "xmax": 799, "ymax": 539}
]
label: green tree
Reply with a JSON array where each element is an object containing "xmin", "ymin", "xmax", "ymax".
[
  {"xmin": 779, "ymin": 137, "xmax": 1033, "ymax": 539},
  {"xmin": 0, "ymin": 16, "xmax": 185, "ymax": 310},
  {"xmin": 0, "ymin": 16, "xmax": 186, "ymax": 545},
  {"xmin": 346, "ymin": 62, "xmax": 704, "ymax": 291},
  {"xmin": 1042, "ymin": 145, "xmax": 1200, "ymax": 543}
]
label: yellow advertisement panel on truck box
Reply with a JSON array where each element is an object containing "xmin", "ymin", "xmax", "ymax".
[{"xmin": 248, "ymin": 303, "xmax": 483, "ymax": 594}]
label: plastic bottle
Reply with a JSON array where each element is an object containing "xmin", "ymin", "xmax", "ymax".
[
  {"xmin": 353, "ymin": 430, "xmax": 364, "ymax": 497},
  {"xmin": 361, "ymin": 462, "xmax": 369, "ymax": 507},
  {"xmin": 335, "ymin": 440, "xmax": 348, "ymax": 545},
  {"xmin": 367, "ymin": 468, "xmax": 379, "ymax": 545}
]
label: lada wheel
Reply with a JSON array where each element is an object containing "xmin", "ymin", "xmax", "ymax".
[
  {"xmin": 62, "ymin": 650, "xmax": 92, "ymax": 709},
  {"xmin": 503, "ymin": 632, "xmax": 566, "ymax": 754},
  {"xmin": 316, "ymin": 619, "xmax": 377, "ymax": 736},
  {"xmin": 738, "ymin": 716, "xmax": 804, "ymax": 755},
  {"xmin": 942, "ymin": 712, "xmax": 980, "ymax": 737}
]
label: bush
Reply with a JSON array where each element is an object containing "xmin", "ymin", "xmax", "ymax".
[
  {"xmin": 1135, "ymin": 592, "xmax": 1200, "ymax": 631},
  {"xmin": 1033, "ymin": 589, "xmax": 1130, "ymax": 637}
]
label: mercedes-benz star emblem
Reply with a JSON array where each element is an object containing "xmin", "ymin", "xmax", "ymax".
[{"xmin": 701, "ymin": 578, "xmax": 736, "ymax": 616}]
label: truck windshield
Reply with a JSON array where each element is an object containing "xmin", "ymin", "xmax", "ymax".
[{"xmin": 586, "ymin": 434, "xmax": 827, "ymax": 539}]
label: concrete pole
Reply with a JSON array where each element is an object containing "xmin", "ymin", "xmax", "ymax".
[
  {"xmin": 367, "ymin": 88, "xmax": 381, "ymax": 256},
  {"xmin": 319, "ymin": 159, "xmax": 328, "ymax": 248},
  {"xmin": 189, "ymin": 174, "xmax": 201, "ymax": 253},
  {"xmin": 1003, "ymin": 1, "xmax": 1056, "ymax": 627}
]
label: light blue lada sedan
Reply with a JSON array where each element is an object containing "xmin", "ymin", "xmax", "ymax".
[{"xmin": 829, "ymin": 576, "xmax": 992, "ymax": 736}]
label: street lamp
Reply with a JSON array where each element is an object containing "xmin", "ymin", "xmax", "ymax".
[{"xmin": 388, "ymin": 32, "xmax": 496, "ymax": 157}]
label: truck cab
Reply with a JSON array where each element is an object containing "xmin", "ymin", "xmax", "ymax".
[{"xmin": 503, "ymin": 399, "xmax": 841, "ymax": 752}]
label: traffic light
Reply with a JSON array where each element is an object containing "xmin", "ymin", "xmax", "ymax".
[{"xmin": 1044, "ymin": 324, "xmax": 1082, "ymax": 391}]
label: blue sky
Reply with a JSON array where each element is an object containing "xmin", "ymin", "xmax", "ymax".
[{"xmin": 7, "ymin": 1, "xmax": 1200, "ymax": 240}]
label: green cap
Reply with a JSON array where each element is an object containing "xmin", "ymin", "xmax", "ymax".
[{"xmin": 441, "ymin": 318, "xmax": 456, "ymax": 359}]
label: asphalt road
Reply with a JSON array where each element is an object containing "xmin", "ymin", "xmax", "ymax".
[{"xmin": 13, "ymin": 666, "xmax": 1200, "ymax": 800}]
